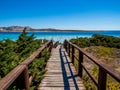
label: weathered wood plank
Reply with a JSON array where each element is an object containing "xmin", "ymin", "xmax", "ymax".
[{"xmin": 38, "ymin": 45, "xmax": 85, "ymax": 90}]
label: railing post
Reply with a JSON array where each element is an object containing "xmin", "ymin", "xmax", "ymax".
[
  {"xmin": 78, "ymin": 50, "xmax": 83, "ymax": 77},
  {"xmin": 64, "ymin": 41, "xmax": 65, "ymax": 49},
  {"xmin": 16, "ymin": 66, "xmax": 29, "ymax": 90},
  {"xmin": 24, "ymin": 66, "xmax": 30, "ymax": 90},
  {"xmin": 98, "ymin": 67, "xmax": 107, "ymax": 90},
  {"xmin": 66, "ymin": 42, "xmax": 69, "ymax": 53},
  {"xmin": 64, "ymin": 40, "xmax": 67, "ymax": 51},
  {"xmin": 49, "ymin": 41, "xmax": 53, "ymax": 52},
  {"xmin": 68, "ymin": 44, "xmax": 70, "ymax": 57},
  {"xmin": 72, "ymin": 45, "xmax": 75, "ymax": 64}
]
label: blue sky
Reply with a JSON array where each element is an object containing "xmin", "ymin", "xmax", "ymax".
[{"xmin": 0, "ymin": 0, "xmax": 120, "ymax": 30}]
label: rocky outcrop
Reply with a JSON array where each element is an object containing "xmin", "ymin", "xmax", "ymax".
[{"xmin": 0, "ymin": 26, "xmax": 31, "ymax": 31}]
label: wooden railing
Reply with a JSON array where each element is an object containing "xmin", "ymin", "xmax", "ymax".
[
  {"xmin": 0, "ymin": 40, "xmax": 53, "ymax": 90},
  {"xmin": 64, "ymin": 40, "xmax": 120, "ymax": 90}
]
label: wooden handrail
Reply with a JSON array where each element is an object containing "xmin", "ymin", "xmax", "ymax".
[
  {"xmin": 0, "ymin": 40, "xmax": 53, "ymax": 90},
  {"xmin": 0, "ymin": 65, "xmax": 27, "ymax": 90},
  {"xmin": 20, "ymin": 40, "xmax": 52, "ymax": 65},
  {"xmin": 64, "ymin": 40, "xmax": 120, "ymax": 90}
]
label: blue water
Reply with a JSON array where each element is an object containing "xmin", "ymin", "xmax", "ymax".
[{"xmin": 0, "ymin": 31, "xmax": 120, "ymax": 42}]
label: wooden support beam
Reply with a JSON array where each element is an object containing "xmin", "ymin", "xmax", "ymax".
[
  {"xmin": 98, "ymin": 67, "xmax": 107, "ymax": 90},
  {"xmin": 78, "ymin": 51, "xmax": 83, "ymax": 77},
  {"xmin": 16, "ymin": 66, "xmax": 29, "ymax": 90},
  {"xmin": 68, "ymin": 44, "xmax": 70, "ymax": 57},
  {"xmin": 72, "ymin": 46, "xmax": 75, "ymax": 64}
]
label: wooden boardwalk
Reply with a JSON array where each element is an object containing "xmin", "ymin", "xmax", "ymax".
[{"xmin": 38, "ymin": 45, "xmax": 85, "ymax": 90}]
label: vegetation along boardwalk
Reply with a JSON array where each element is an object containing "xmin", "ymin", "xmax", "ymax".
[{"xmin": 38, "ymin": 45, "xmax": 85, "ymax": 90}]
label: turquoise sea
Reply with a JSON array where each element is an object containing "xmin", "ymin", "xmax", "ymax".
[{"xmin": 0, "ymin": 31, "xmax": 120, "ymax": 42}]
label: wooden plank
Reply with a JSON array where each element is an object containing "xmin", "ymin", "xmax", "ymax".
[{"xmin": 38, "ymin": 45, "xmax": 86, "ymax": 90}]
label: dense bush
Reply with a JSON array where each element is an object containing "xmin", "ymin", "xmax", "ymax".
[
  {"xmin": 0, "ymin": 29, "xmax": 47, "ymax": 79},
  {"xmin": 29, "ymin": 49, "xmax": 51, "ymax": 89},
  {"xmin": 0, "ymin": 29, "xmax": 51, "ymax": 89},
  {"xmin": 70, "ymin": 34, "xmax": 120, "ymax": 89},
  {"xmin": 70, "ymin": 34, "xmax": 120, "ymax": 48}
]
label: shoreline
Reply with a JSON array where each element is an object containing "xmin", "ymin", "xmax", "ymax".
[
  {"xmin": 0, "ymin": 29, "xmax": 120, "ymax": 32},
  {"xmin": 0, "ymin": 31, "xmax": 119, "ymax": 43},
  {"xmin": 0, "ymin": 30, "xmax": 119, "ymax": 33},
  {"xmin": 0, "ymin": 29, "xmax": 104, "ymax": 32}
]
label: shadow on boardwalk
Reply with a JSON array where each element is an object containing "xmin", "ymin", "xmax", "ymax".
[
  {"xmin": 38, "ymin": 45, "xmax": 85, "ymax": 90},
  {"xmin": 59, "ymin": 46, "xmax": 79, "ymax": 90}
]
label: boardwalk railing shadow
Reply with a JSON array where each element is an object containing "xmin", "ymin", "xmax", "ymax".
[{"xmin": 59, "ymin": 46, "xmax": 79, "ymax": 90}]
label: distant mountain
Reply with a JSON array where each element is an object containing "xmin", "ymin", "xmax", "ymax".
[
  {"xmin": 0, "ymin": 26, "xmax": 103, "ymax": 32},
  {"xmin": 0, "ymin": 26, "xmax": 31, "ymax": 31}
]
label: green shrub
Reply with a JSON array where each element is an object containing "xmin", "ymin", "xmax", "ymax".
[
  {"xmin": 70, "ymin": 34, "xmax": 120, "ymax": 48},
  {"xmin": 29, "ymin": 49, "xmax": 51, "ymax": 89},
  {"xmin": 0, "ymin": 29, "xmax": 49, "ymax": 90}
]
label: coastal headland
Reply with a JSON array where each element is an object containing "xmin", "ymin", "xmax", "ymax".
[{"xmin": 0, "ymin": 26, "xmax": 103, "ymax": 32}]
